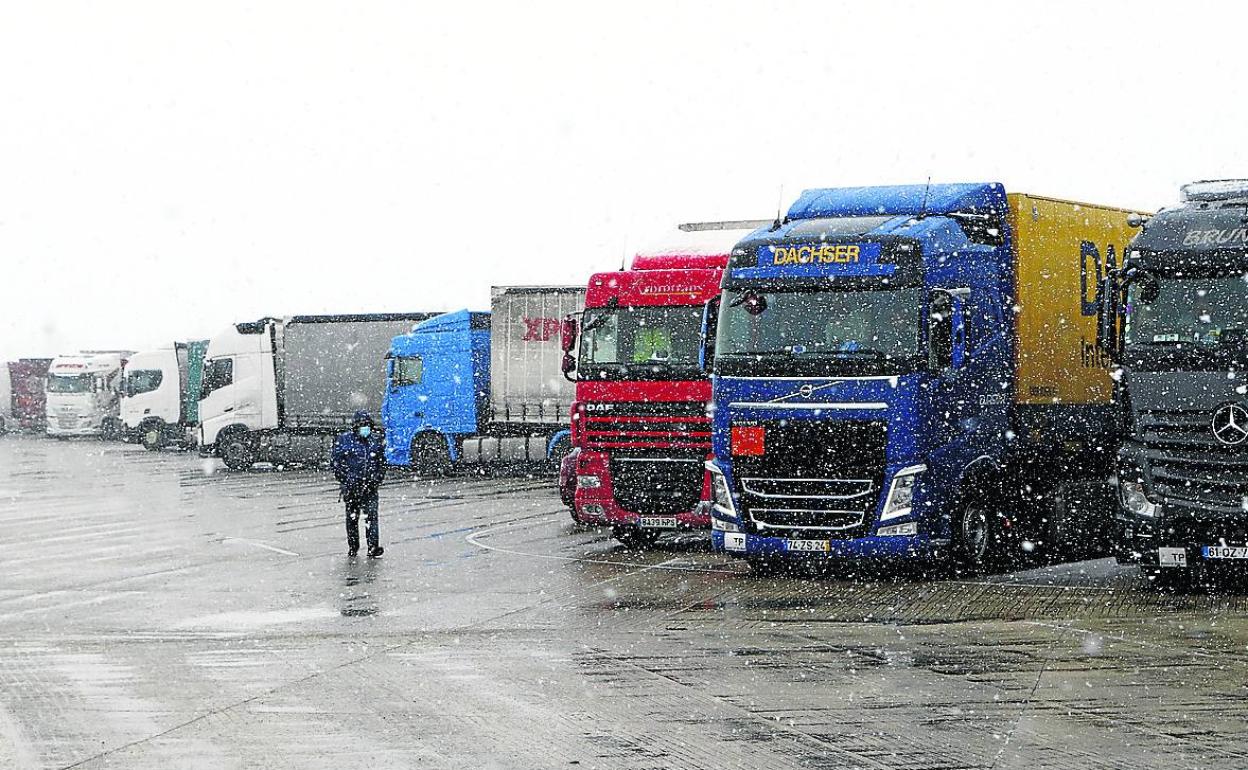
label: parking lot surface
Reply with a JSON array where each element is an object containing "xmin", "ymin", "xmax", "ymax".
[{"xmin": 3, "ymin": 436, "xmax": 1248, "ymax": 769}]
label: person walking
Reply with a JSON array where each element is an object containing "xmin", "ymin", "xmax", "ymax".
[{"xmin": 330, "ymin": 410, "xmax": 387, "ymax": 557}]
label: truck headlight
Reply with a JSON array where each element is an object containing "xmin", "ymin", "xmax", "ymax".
[
  {"xmin": 576, "ymin": 475, "xmax": 601, "ymax": 489},
  {"xmin": 880, "ymin": 465, "xmax": 926, "ymax": 521},
  {"xmin": 706, "ymin": 461, "xmax": 735, "ymax": 514},
  {"xmin": 1120, "ymin": 480, "xmax": 1157, "ymax": 517}
]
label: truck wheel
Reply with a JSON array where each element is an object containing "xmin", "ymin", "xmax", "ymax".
[
  {"xmin": 612, "ymin": 525, "xmax": 659, "ymax": 551},
  {"xmin": 410, "ymin": 434, "xmax": 451, "ymax": 477},
  {"xmin": 220, "ymin": 432, "xmax": 256, "ymax": 471},
  {"xmin": 141, "ymin": 421, "xmax": 168, "ymax": 452},
  {"xmin": 954, "ymin": 492, "xmax": 1005, "ymax": 575}
]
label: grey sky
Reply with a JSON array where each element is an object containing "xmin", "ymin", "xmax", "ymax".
[{"xmin": 0, "ymin": 1, "xmax": 1240, "ymax": 361}]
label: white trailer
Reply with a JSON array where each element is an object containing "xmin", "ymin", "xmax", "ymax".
[
  {"xmin": 45, "ymin": 351, "xmax": 131, "ymax": 438},
  {"xmin": 198, "ymin": 313, "xmax": 434, "ymax": 470},
  {"xmin": 0, "ymin": 364, "xmax": 11, "ymax": 435}
]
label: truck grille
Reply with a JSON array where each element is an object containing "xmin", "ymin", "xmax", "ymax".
[
  {"xmin": 1141, "ymin": 409, "xmax": 1248, "ymax": 512},
  {"xmin": 731, "ymin": 420, "xmax": 887, "ymax": 536},
  {"xmin": 608, "ymin": 454, "xmax": 705, "ymax": 515},
  {"xmin": 581, "ymin": 401, "xmax": 710, "ymax": 451}
]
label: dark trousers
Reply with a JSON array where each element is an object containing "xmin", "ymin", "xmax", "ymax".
[{"xmin": 344, "ymin": 490, "xmax": 380, "ymax": 553}]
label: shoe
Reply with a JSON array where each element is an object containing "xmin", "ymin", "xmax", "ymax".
[
  {"xmin": 348, "ymin": 548, "xmax": 358, "ymax": 557},
  {"xmin": 367, "ymin": 546, "xmax": 384, "ymax": 558}
]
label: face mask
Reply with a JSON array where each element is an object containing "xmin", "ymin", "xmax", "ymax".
[{"xmin": 357, "ymin": 426, "xmax": 371, "ymax": 438}]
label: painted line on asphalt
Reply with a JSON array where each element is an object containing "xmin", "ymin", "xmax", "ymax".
[{"xmin": 221, "ymin": 537, "xmax": 300, "ymax": 557}]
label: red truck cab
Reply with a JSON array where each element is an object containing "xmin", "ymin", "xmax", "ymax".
[{"xmin": 565, "ymin": 252, "xmax": 726, "ymax": 547}]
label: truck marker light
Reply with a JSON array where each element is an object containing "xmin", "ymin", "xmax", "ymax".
[
  {"xmin": 876, "ymin": 522, "xmax": 917, "ymax": 537},
  {"xmin": 731, "ymin": 425, "xmax": 765, "ymax": 456},
  {"xmin": 576, "ymin": 475, "xmax": 601, "ymax": 489}
]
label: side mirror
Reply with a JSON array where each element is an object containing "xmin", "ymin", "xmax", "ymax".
[
  {"xmin": 561, "ymin": 352, "xmax": 577, "ymax": 382},
  {"xmin": 560, "ymin": 317, "xmax": 578, "ymax": 353},
  {"xmin": 1096, "ymin": 273, "xmax": 1121, "ymax": 361},
  {"xmin": 700, "ymin": 297, "xmax": 721, "ymax": 373}
]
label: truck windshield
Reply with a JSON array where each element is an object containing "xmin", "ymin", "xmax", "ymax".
[
  {"xmin": 1124, "ymin": 273, "xmax": 1248, "ymax": 352},
  {"xmin": 124, "ymin": 369, "xmax": 163, "ymax": 397},
  {"xmin": 579, "ymin": 305, "xmax": 704, "ymax": 380},
  {"xmin": 716, "ymin": 287, "xmax": 923, "ymax": 376},
  {"xmin": 46, "ymin": 374, "xmax": 92, "ymax": 393}
]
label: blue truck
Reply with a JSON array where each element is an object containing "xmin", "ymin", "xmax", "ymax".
[
  {"xmin": 382, "ymin": 286, "xmax": 584, "ymax": 473},
  {"xmin": 706, "ymin": 183, "xmax": 1142, "ymax": 573}
]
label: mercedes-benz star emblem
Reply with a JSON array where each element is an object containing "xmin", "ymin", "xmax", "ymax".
[{"xmin": 1211, "ymin": 403, "xmax": 1248, "ymax": 446}]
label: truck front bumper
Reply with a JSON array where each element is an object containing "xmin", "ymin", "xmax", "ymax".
[
  {"xmin": 1115, "ymin": 508, "xmax": 1248, "ymax": 569},
  {"xmin": 572, "ymin": 450, "xmax": 711, "ymax": 530},
  {"xmin": 712, "ymin": 529, "xmax": 951, "ymax": 562}
]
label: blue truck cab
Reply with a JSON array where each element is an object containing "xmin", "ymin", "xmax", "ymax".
[
  {"xmin": 706, "ymin": 183, "xmax": 1142, "ymax": 573},
  {"xmin": 383, "ymin": 310, "xmax": 491, "ymax": 470}
]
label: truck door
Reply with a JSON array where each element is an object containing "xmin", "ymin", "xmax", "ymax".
[{"xmin": 199, "ymin": 357, "xmax": 238, "ymax": 432}]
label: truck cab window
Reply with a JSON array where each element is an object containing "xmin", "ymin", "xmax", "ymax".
[
  {"xmin": 392, "ymin": 356, "xmax": 423, "ymax": 387},
  {"xmin": 124, "ymin": 370, "xmax": 163, "ymax": 397},
  {"xmin": 200, "ymin": 359, "xmax": 233, "ymax": 399}
]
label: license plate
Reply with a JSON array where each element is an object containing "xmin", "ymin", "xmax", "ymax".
[
  {"xmin": 724, "ymin": 533, "xmax": 746, "ymax": 552},
  {"xmin": 785, "ymin": 539, "xmax": 830, "ymax": 553},
  {"xmin": 1203, "ymin": 545, "xmax": 1248, "ymax": 560},
  {"xmin": 638, "ymin": 516, "xmax": 678, "ymax": 529},
  {"xmin": 1157, "ymin": 547, "xmax": 1187, "ymax": 567}
]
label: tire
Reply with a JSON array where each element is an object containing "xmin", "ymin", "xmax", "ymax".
[
  {"xmin": 410, "ymin": 434, "xmax": 452, "ymax": 477},
  {"xmin": 612, "ymin": 525, "xmax": 659, "ymax": 550},
  {"xmin": 140, "ymin": 421, "xmax": 168, "ymax": 452},
  {"xmin": 954, "ymin": 492, "xmax": 1006, "ymax": 575},
  {"xmin": 220, "ymin": 431, "xmax": 256, "ymax": 471}
]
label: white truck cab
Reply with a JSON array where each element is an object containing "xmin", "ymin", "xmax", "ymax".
[
  {"xmin": 45, "ymin": 352, "xmax": 129, "ymax": 438},
  {"xmin": 198, "ymin": 321, "xmax": 279, "ymax": 465}
]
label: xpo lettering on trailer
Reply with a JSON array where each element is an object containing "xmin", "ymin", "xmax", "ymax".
[
  {"xmin": 560, "ymin": 221, "xmax": 769, "ymax": 548},
  {"xmin": 707, "ymin": 183, "xmax": 1144, "ymax": 573}
]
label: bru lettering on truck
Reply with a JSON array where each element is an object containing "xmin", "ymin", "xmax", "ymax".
[
  {"xmin": 706, "ymin": 183, "xmax": 1143, "ymax": 573},
  {"xmin": 560, "ymin": 223, "xmax": 770, "ymax": 548},
  {"xmin": 1098, "ymin": 180, "xmax": 1248, "ymax": 583}
]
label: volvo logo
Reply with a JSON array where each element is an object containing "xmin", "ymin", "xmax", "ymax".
[
  {"xmin": 1211, "ymin": 403, "xmax": 1248, "ymax": 446},
  {"xmin": 798, "ymin": 384, "xmax": 815, "ymax": 398}
]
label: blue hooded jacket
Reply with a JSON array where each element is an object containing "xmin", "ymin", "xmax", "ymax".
[{"xmin": 330, "ymin": 411, "xmax": 387, "ymax": 498}]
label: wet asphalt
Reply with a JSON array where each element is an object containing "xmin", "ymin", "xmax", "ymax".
[{"xmin": 3, "ymin": 435, "xmax": 1248, "ymax": 769}]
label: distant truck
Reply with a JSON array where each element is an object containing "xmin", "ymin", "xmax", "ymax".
[
  {"xmin": 0, "ymin": 364, "xmax": 9, "ymax": 435},
  {"xmin": 45, "ymin": 351, "xmax": 132, "ymax": 438},
  {"xmin": 707, "ymin": 183, "xmax": 1142, "ymax": 573},
  {"xmin": 1097, "ymin": 180, "xmax": 1248, "ymax": 582},
  {"xmin": 382, "ymin": 286, "xmax": 584, "ymax": 472},
  {"xmin": 7, "ymin": 359, "xmax": 52, "ymax": 432},
  {"xmin": 560, "ymin": 222, "xmax": 768, "ymax": 548},
  {"xmin": 198, "ymin": 313, "xmax": 436, "ymax": 470},
  {"xmin": 121, "ymin": 341, "xmax": 209, "ymax": 450}
]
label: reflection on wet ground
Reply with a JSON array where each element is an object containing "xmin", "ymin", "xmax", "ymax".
[{"xmin": 5, "ymin": 435, "xmax": 1248, "ymax": 769}]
